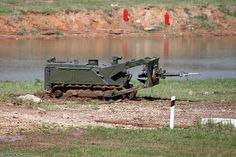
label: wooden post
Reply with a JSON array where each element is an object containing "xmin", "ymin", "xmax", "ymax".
[{"xmin": 170, "ymin": 96, "xmax": 176, "ymax": 129}]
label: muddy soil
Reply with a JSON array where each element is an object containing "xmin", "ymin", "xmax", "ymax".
[
  {"xmin": 0, "ymin": 5, "xmax": 236, "ymax": 39},
  {"xmin": 0, "ymin": 98, "xmax": 235, "ymax": 136}
]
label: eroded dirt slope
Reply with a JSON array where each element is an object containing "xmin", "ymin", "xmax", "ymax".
[{"xmin": 0, "ymin": 5, "xmax": 236, "ymax": 38}]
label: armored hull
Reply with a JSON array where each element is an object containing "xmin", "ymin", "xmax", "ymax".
[
  {"xmin": 45, "ymin": 57, "xmax": 142, "ymax": 99},
  {"xmin": 44, "ymin": 56, "xmax": 195, "ymax": 99}
]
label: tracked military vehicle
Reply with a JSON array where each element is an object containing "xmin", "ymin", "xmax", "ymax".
[{"xmin": 44, "ymin": 56, "xmax": 196, "ymax": 99}]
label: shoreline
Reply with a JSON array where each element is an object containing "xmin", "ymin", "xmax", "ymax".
[{"xmin": 0, "ymin": 31, "xmax": 235, "ymax": 40}]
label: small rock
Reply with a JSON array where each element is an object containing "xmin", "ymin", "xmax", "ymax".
[
  {"xmin": 109, "ymin": 29, "xmax": 124, "ymax": 35},
  {"xmin": 37, "ymin": 107, "xmax": 46, "ymax": 114},
  {"xmin": 143, "ymin": 26, "xmax": 157, "ymax": 31},
  {"xmin": 110, "ymin": 3, "xmax": 119, "ymax": 7},
  {"xmin": 6, "ymin": 103, "xmax": 14, "ymax": 106},
  {"xmin": 13, "ymin": 113, "xmax": 18, "ymax": 119},
  {"xmin": 188, "ymin": 90, "xmax": 193, "ymax": 96},
  {"xmin": 18, "ymin": 94, "xmax": 42, "ymax": 103},
  {"xmin": 62, "ymin": 113, "xmax": 70, "ymax": 119}
]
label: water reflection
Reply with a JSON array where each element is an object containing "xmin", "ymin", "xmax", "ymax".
[
  {"xmin": 122, "ymin": 43, "xmax": 128, "ymax": 60},
  {"xmin": 0, "ymin": 37, "xmax": 235, "ymax": 80},
  {"xmin": 163, "ymin": 39, "xmax": 169, "ymax": 59}
]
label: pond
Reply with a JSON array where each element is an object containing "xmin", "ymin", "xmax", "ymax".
[{"xmin": 0, "ymin": 37, "xmax": 235, "ymax": 80}]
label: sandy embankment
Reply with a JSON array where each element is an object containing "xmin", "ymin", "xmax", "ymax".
[{"xmin": 0, "ymin": 5, "xmax": 236, "ymax": 39}]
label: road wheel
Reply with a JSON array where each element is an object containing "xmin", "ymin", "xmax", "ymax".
[{"xmin": 53, "ymin": 89, "xmax": 63, "ymax": 98}]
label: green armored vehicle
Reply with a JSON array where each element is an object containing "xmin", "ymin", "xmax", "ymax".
[{"xmin": 44, "ymin": 56, "xmax": 195, "ymax": 99}]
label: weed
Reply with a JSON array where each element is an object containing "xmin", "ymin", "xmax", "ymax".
[
  {"xmin": 204, "ymin": 119, "xmax": 234, "ymax": 131},
  {"xmin": 195, "ymin": 118, "xmax": 234, "ymax": 131},
  {"xmin": 0, "ymin": 7, "xmax": 12, "ymax": 15},
  {"xmin": 193, "ymin": 14, "xmax": 208, "ymax": 22},
  {"xmin": 167, "ymin": 7, "xmax": 175, "ymax": 13},
  {"xmin": 192, "ymin": 14, "xmax": 213, "ymax": 28},
  {"xmin": 184, "ymin": 7, "xmax": 191, "ymax": 16},
  {"xmin": 17, "ymin": 25, "xmax": 27, "ymax": 35},
  {"xmin": 154, "ymin": 22, "xmax": 173, "ymax": 31},
  {"xmin": 38, "ymin": 124, "xmax": 52, "ymax": 134},
  {"xmin": 34, "ymin": 79, "xmax": 42, "ymax": 86},
  {"xmin": 219, "ymin": 5, "xmax": 236, "ymax": 17},
  {"xmin": 103, "ymin": 8, "xmax": 114, "ymax": 17},
  {"xmin": 194, "ymin": 117, "xmax": 202, "ymax": 129},
  {"xmin": 56, "ymin": 30, "xmax": 63, "ymax": 35},
  {"xmin": 30, "ymin": 28, "xmax": 39, "ymax": 36}
]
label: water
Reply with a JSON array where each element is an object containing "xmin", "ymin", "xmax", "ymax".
[{"xmin": 0, "ymin": 37, "xmax": 235, "ymax": 81}]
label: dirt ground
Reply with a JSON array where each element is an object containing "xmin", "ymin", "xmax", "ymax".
[
  {"xmin": 0, "ymin": 98, "xmax": 235, "ymax": 136},
  {"xmin": 0, "ymin": 5, "xmax": 236, "ymax": 39}
]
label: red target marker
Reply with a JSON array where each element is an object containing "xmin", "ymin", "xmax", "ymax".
[
  {"xmin": 123, "ymin": 9, "xmax": 129, "ymax": 22},
  {"xmin": 164, "ymin": 12, "xmax": 170, "ymax": 26}
]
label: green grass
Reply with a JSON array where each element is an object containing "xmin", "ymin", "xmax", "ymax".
[
  {"xmin": 0, "ymin": 79, "xmax": 235, "ymax": 102},
  {"xmin": 0, "ymin": 124, "xmax": 235, "ymax": 157},
  {"xmin": 219, "ymin": 5, "xmax": 236, "ymax": 17},
  {"xmin": 0, "ymin": 80, "xmax": 43, "ymax": 105},
  {"xmin": 137, "ymin": 79, "xmax": 236, "ymax": 102},
  {"xmin": 0, "ymin": 80, "xmax": 43, "ymax": 95},
  {"xmin": 192, "ymin": 13, "xmax": 214, "ymax": 29},
  {"xmin": 0, "ymin": 0, "xmax": 236, "ymax": 15},
  {"xmin": 0, "ymin": 80, "xmax": 59, "ymax": 109},
  {"xmin": 0, "ymin": 79, "xmax": 235, "ymax": 156}
]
